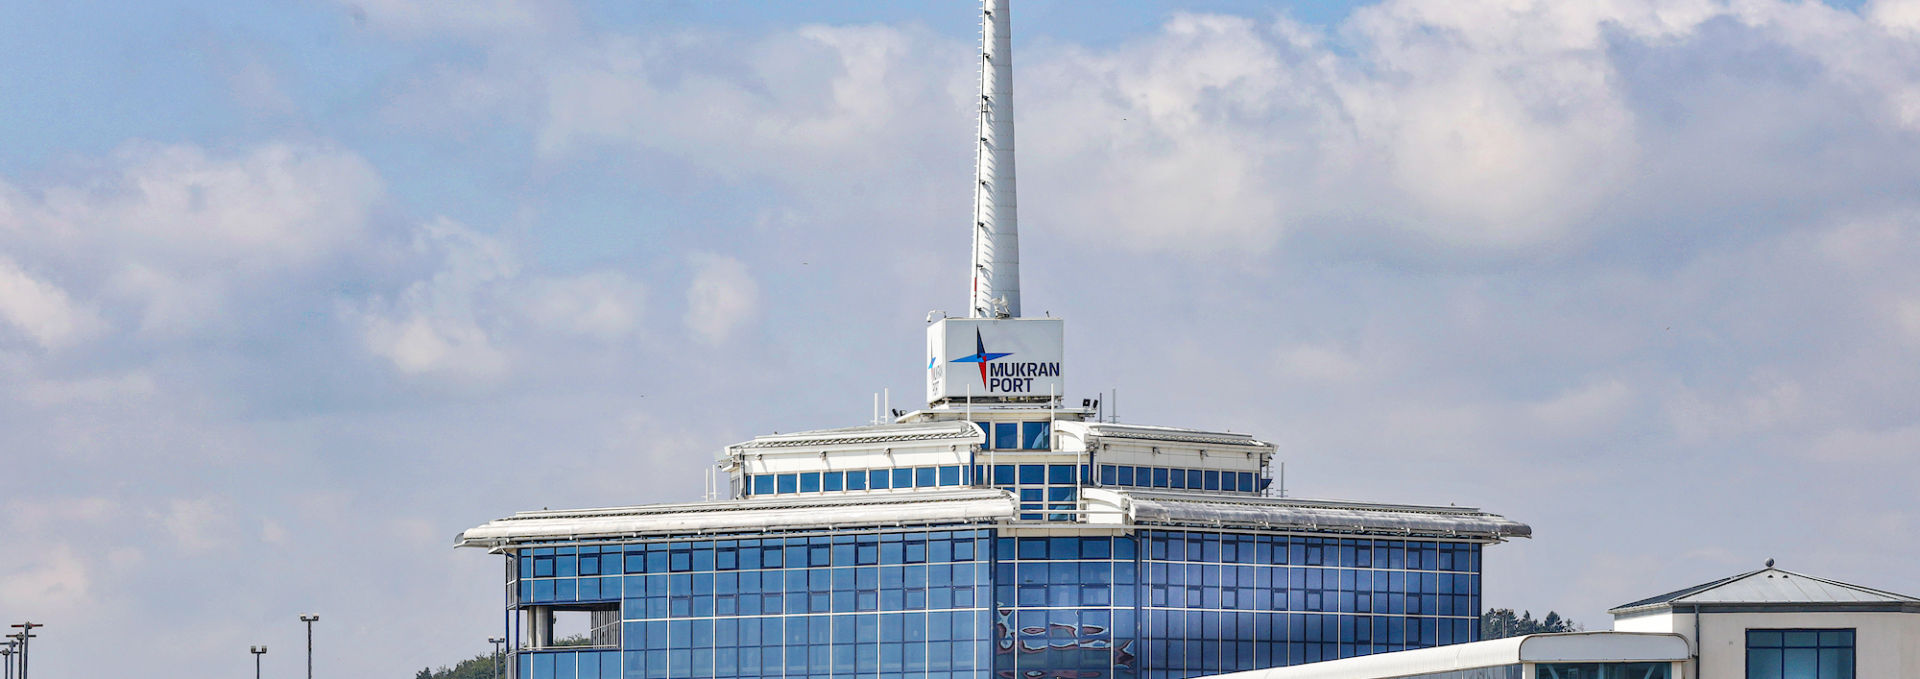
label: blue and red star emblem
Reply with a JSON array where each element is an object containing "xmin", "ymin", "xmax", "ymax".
[{"xmin": 949, "ymin": 329, "xmax": 1012, "ymax": 387}]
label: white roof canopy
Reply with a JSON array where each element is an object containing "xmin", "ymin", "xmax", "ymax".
[{"xmin": 456, "ymin": 488, "xmax": 1529, "ymax": 549}]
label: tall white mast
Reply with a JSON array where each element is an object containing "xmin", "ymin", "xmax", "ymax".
[{"xmin": 970, "ymin": 0, "xmax": 1021, "ymax": 319}]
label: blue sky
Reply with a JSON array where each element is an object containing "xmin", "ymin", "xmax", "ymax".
[{"xmin": 5, "ymin": 0, "xmax": 1920, "ymax": 676}]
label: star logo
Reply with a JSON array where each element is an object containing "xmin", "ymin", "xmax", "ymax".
[{"xmin": 949, "ymin": 329, "xmax": 1012, "ymax": 387}]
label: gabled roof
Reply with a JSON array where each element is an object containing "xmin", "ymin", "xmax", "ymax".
[{"xmin": 1610, "ymin": 566, "xmax": 1920, "ymax": 615}]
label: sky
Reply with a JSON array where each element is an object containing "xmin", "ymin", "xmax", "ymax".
[{"xmin": 4, "ymin": 0, "xmax": 1920, "ymax": 675}]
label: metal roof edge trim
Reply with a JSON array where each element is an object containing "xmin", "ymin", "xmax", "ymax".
[
  {"xmin": 1610, "ymin": 601, "xmax": 1920, "ymax": 616},
  {"xmin": 735, "ymin": 422, "xmax": 981, "ymax": 449},
  {"xmin": 1123, "ymin": 494, "xmax": 1530, "ymax": 540},
  {"xmin": 1116, "ymin": 490, "xmax": 1491, "ymax": 516},
  {"xmin": 458, "ymin": 495, "xmax": 1018, "ymax": 548},
  {"xmin": 488, "ymin": 489, "xmax": 1010, "ymax": 522}
]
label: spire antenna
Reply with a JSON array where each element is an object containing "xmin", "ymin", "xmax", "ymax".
[{"xmin": 971, "ymin": 0, "xmax": 1021, "ymax": 319}]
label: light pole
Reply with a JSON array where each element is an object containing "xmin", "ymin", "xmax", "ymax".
[
  {"xmin": 1, "ymin": 642, "xmax": 13, "ymax": 679},
  {"xmin": 488, "ymin": 637, "xmax": 506, "ymax": 679},
  {"xmin": 299, "ymin": 614, "xmax": 319, "ymax": 679},
  {"xmin": 9, "ymin": 622, "xmax": 39, "ymax": 679},
  {"xmin": 251, "ymin": 645, "xmax": 267, "ymax": 679}
]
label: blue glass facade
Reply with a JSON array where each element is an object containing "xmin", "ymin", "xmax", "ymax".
[{"xmin": 506, "ymin": 528, "xmax": 1482, "ymax": 679}]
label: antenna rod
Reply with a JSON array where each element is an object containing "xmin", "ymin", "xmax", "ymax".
[{"xmin": 970, "ymin": 0, "xmax": 1021, "ymax": 319}]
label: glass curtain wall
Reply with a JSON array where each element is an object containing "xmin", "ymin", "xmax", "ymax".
[{"xmin": 504, "ymin": 529, "xmax": 1482, "ymax": 679}]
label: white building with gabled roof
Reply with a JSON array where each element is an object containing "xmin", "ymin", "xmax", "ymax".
[{"xmin": 1609, "ymin": 564, "xmax": 1920, "ymax": 679}]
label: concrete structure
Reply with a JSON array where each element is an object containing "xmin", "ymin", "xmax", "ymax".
[
  {"xmin": 1201, "ymin": 632, "xmax": 1689, "ymax": 679},
  {"xmin": 1610, "ymin": 565, "xmax": 1920, "ymax": 679}
]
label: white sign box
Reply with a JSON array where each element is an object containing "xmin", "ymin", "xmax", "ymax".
[{"xmin": 926, "ymin": 318, "xmax": 1064, "ymax": 402}]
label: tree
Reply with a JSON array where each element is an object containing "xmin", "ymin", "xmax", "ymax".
[
  {"xmin": 412, "ymin": 650, "xmax": 505, "ymax": 679},
  {"xmin": 1480, "ymin": 608, "xmax": 1581, "ymax": 639}
]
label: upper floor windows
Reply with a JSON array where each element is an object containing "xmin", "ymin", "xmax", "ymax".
[
  {"xmin": 980, "ymin": 421, "xmax": 1049, "ymax": 450},
  {"xmin": 747, "ymin": 466, "xmax": 970, "ymax": 498},
  {"xmin": 1099, "ymin": 464, "xmax": 1264, "ymax": 493}
]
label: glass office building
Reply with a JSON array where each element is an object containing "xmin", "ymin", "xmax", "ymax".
[
  {"xmin": 461, "ymin": 467, "xmax": 1524, "ymax": 679},
  {"xmin": 456, "ymin": 3, "xmax": 1530, "ymax": 678}
]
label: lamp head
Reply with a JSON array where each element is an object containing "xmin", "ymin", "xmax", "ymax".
[{"xmin": 300, "ymin": 614, "xmax": 319, "ymax": 622}]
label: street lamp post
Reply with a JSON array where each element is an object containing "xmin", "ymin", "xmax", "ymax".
[
  {"xmin": 299, "ymin": 614, "xmax": 320, "ymax": 679},
  {"xmin": 483, "ymin": 636, "xmax": 506, "ymax": 679},
  {"xmin": 9, "ymin": 622, "xmax": 40, "ymax": 679},
  {"xmin": 251, "ymin": 645, "xmax": 267, "ymax": 679},
  {"xmin": 1, "ymin": 643, "xmax": 13, "ymax": 679},
  {"xmin": 488, "ymin": 637, "xmax": 506, "ymax": 679}
]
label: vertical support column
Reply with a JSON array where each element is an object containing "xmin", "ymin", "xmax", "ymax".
[{"xmin": 527, "ymin": 606, "xmax": 554, "ymax": 649}]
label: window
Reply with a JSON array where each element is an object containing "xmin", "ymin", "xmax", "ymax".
[
  {"xmin": 1747, "ymin": 629, "xmax": 1853, "ymax": 679},
  {"xmin": 1536, "ymin": 663, "xmax": 1669, "ymax": 679},
  {"xmin": 1022, "ymin": 422, "xmax": 1051, "ymax": 449},
  {"xmin": 800, "ymin": 472, "xmax": 820, "ymax": 493},
  {"xmin": 823, "ymin": 472, "xmax": 843, "ymax": 492},
  {"xmin": 994, "ymin": 422, "xmax": 1020, "ymax": 450},
  {"xmin": 777, "ymin": 474, "xmax": 797, "ymax": 494}
]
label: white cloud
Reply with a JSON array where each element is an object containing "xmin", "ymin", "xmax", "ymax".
[
  {"xmin": 0, "ymin": 256, "xmax": 101, "ymax": 349},
  {"xmin": 533, "ymin": 25, "xmax": 959, "ymax": 163},
  {"xmin": 64, "ymin": 142, "xmax": 377, "ymax": 272},
  {"xmin": 519, "ymin": 271, "xmax": 646, "ymax": 341},
  {"xmin": 152, "ymin": 498, "xmax": 230, "ymax": 552},
  {"xmin": 1804, "ymin": 425, "xmax": 1920, "ymax": 463},
  {"xmin": 1528, "ymin": 379, "xmax": 1634, "ymax": 432},
  {"xmin": 346, "ymin": 0, "xmax": 571, "ymax": 41},
  {"xmin": 684, "ymin": 253, "xmax": 759, "ymax": 344},
  {"xmin": 0, "ymin": 141, "xmax": 383, "ymax": 337},
  {"xmin": 0, "ymin": 543, "xmax": 91, "ymax": 609},
  {"xmin": 358, "ymin": 218, "xmax": 516, "ymax": 379},
  {"xmin": 355, "ymin": 218, "xmax": 650, "ymax": 378},
  {"xmin": 1273, "ymin": 343, "xmax": 1368, "ymax": 382},
  {"xmin": 1870, "ymin": 0, "xmax": 1920, "ymax": 34}
]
